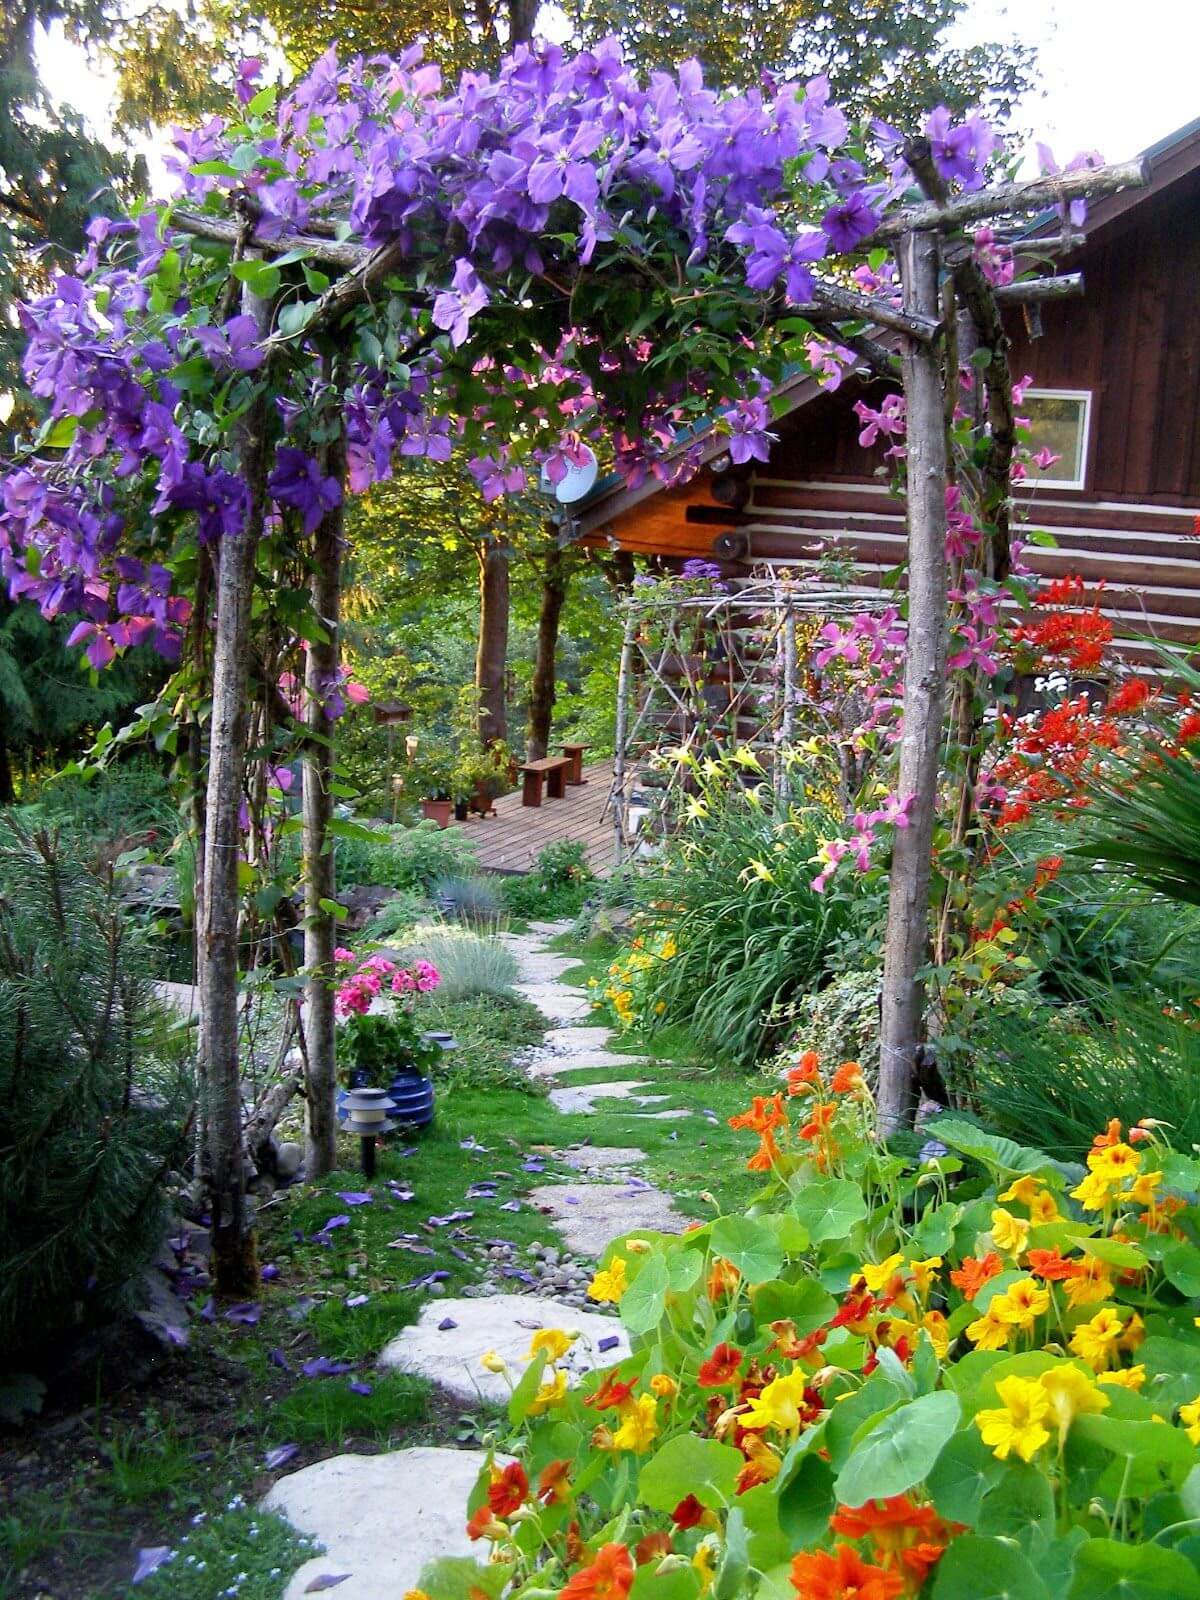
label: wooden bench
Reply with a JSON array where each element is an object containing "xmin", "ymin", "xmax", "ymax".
[
  {"xmin": 520, "ymin": 756, "xmax": 571, "ymax": 807},
  {"xmin": 561, "ymin": 742, "xmax": 590, "ymax": 785}
]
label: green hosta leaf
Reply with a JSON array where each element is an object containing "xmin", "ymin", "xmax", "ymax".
[
  {"xmin": 932, "ymin": 1535, "xmax": 1051, "ymax": 1599},
  {"xmin": 833, "ymin": 1391, "xmax": 962, "ymax": 1507},
  {"xmin": 639, "ymin": 1435, "xmax": 743, "ymax": 1512},
  {"xmin": 710, "ymin": 1216, "xmax": 784, "ymax": 1285},
  {"xmin": 326, "ymin": 817, "xmax": 385, "ymax": 842},
  {"xmin": 620, "ymin": 1254, "xmax": 670, "ymax": 1336},
  {"xmin": 790, "ymin": 1177, "xmax": 868, "ymax": 1243},
  {"xmin": 1068, "ymin": 1539, "xmax": 1200, "ymax": 1598}
]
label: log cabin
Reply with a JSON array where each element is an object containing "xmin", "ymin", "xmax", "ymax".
[{"xmin": 575, "ymin": 118, "xmax": 1200, "ymax": 669}]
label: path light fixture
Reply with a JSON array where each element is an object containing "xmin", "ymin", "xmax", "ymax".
[{"xmin": 341, "ymin": 1086, "xmax": 397, "ymax": 1177}]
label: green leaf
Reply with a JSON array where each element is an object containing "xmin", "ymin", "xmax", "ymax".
[
  {"xmin": 317, "ymin": 897, "xmax": 348, "ymax": 921},
  {"xmin": 776, "ymin": 1453, "xmax": 835, "ymax": 1544},
  {"xmin": 419, "ymin": 1557, "xmax": 514, "ymax": 1600},
  {"xmin": 713, "ymin": 1507, "xmax": 748, "ymax": 1600},
  {"xmin": 1162, "ymin": 1240, "xmax": 1200, "ymax": 1297},
  {"xmin": 1026, "ymin": 529, "xmax": 1060, "ymax": 548},
  {"xmin": 277, "ymin": 300, "xmax": 316, "ymax": 337},
  {"xmin": 506, "ymin": 1350, "xmax": 548, "ymax": 1426},
  {"xmin": 833, "ymin": 1391, "xmax": 962, "ymax": 1507},
  {"xmin": 977, "ymin": 1462, "xmax": 1055, "ymax": 1536},
  {"xmin": 666, "ymin": 1250, "xmax": 703, "ymax": 1292},
  {"xmin": 639, "ymin": 1435, "xmax": 743, "ymax": 1512},
  {"xmin": 232, "ymin": 260, "xmax": 281, "ymax": 298},
  {"xmin": 710, "ymin": 1217, "xmax": 784, "ymax": 1284},
  {"xmin": 928, "ymin": 1118, "xmax": 1058, "ymax": 1180},
  {"xmin": 1068, "ymin": 1539, "xmax": 1200, "ymax": 1598},
  {"xmin": 189, "ymin": 159, "xmax": 240, "ymax": 176},
  {"xmin": 1063, "ymin": 1234, "xmax": 1147, "ymax": 1270},
  {"xmin": 932, "ymin": 1535, "xmax": 1051, "ymax": 1599},
  {"xmin": 790, "ymin": 1177, "xmax": 868, "ymax": 1242},
  {"xmin": 621, "ymin": 1254, "xmax": 670, "ymax": 1336},
  {"xmin": 751, "ymin": 1278, "xmax": 837, "ymax": 1335},
  {"xmin": 629, "ymin": 1565, "xmax": 701, "ymax": 1600},
  {"xmin": 39, "ymin": 414, "xmax": 79, "ymax": 448},
  {"xmin": 927, "ymin": 1427, "xmax": 1004, "ymax": 1523}
]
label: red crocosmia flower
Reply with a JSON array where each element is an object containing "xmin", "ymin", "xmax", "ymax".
[
  {"xmin": 561, "ymin": 1544, "xmax": 636, "ymax": 1600},
  {"xmin": 635, "ymin": 1532, "xmax": 673, "ymax": 1566},
  {"xmin": 1108, "ymin": 678, "xmax": 1152, "ymax": 716},
  {"xmin": 586, "ymin": 1371, "xmax": 637, "ymax": 1411},
  {"xmin": 1180, "ymin": 713, "xmax": 1200, "ymax": 743},
  {"xmin": 789, "ymin": 1544, "xmax": 905, "ymax": 1599},
  {"xmin": 698, "ymin": 1342, "xmax": 743, "ymax": 1387},
  {"xmin": 671, "ymin": 1495, "xmax": 706, "ymax": 1529},
  {"xmin": 537, "ymin": 1459, "xmax": 572, "ymax": 1504},
  {"xmin": 948, "ymin": 1252, "xmax": 1002, "ymax": 1299},
  {"xmin": 487, "ymin": 1461, "xmax": 528, "ymax": 1517}
]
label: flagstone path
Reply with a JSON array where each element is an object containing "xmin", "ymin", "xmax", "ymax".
[{"xmin": 268, "ymin": 918, "xmax": 691, "ymax": 1599}]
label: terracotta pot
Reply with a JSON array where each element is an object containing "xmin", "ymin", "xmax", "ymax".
[{"xmin": 421, "ymin": 798, "xmax": 453, "ymax": 828}]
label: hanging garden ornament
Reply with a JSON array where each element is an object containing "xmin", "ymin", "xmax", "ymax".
[{"xmin": 539, "ymin": 443, "xmax": 599, "ymax": 505}]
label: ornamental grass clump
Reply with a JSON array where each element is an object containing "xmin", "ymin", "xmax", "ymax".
[
  {"xmin": 0, "ymin": 820, "xmax": 191, "ymax": 1354},
  {"xmin": 419, "ymin": 1047, "xmax": 1200, "ymax": 1600}
]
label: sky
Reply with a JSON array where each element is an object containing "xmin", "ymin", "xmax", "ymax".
[{"xmin": 34, "ymin": 0, "xmax": 1199, "ymax": 187}]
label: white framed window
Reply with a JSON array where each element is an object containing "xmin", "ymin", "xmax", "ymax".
[{"xmin": 1023, "ymin": 388, "xmax": 1092, "ymax": 490}]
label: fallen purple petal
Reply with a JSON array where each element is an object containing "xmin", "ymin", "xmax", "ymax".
[
  {"xmin": 522, "ymin": 1158, "xmax": 546, "ymax": 1172},
  {"xmin": 401, "ymin": 1270, "xmax": 453, "ymax": 1291},
  {"xmin": 302, "ymin": 1357, "xmax": 355, "ymax": 1377},
  {"xmin": 438, "ymin": 1317, "xmax": 459, "ymax": 1331},
  {"xmin": 132, "ymin": 1547, "xmax": 172, "ymax": 1585},
  {"xmin": 320, "ymin": 1214, "xmax": 351, "ymax": 1233},
  {"xmin": 304, "ymin": 1578, "xmax": 352, "ymax": 1593},
  {"xmin": 287, "ymin": 1296, "xmax": 317, "ymax": 1321},
  {"xmin": 348, "ymin": 1381, "xmax": 373, "ymax": 1396},
  {"xmin": 264, "ymin": 1442, "xmax": 299, "ymax": 1470},
  {"xmin": 502, "ymin": 1268, "xmax": 536, "ymax": 1284},
  {"xmin": 268, "ymin": 1347, "xmax": 292, "ymax": 1371},
  {"xmin": 336, "ymin": 1192, "xmax": 374, "ymax": 1206},
  {"xmin": 225, "ymin": 1302, "xmax": 261, "ymax": 1326},
  {"xmin": 261, "ymin": 1263, "xmax": 280, "ymax": 1281},
  {"xmin": 345, "ymin": 1293, "xmax": 369, "ymax": 1307},
  {"xmin": 198, "ymin": 1297, "xmax": 215, "ymax": 1323},
  {"xmin": 598, "ymin": 1335, "xmax": 620, "ymax": 1352},
  {"xmin": 389, "ymin": 1187, "xmax": 416, "ymax": 1202},
  {"xmin": 449, "ymin": 1247, "xmax": 471, "ymax": 1262},
  {"xmin": 500, "ymin": 1200, "xmax": 521, "ymax": 1213}
]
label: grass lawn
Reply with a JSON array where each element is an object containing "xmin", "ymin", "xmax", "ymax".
[{"xmin": 1, "ymin": 938, "xmax": 762, "ymax": 1600}]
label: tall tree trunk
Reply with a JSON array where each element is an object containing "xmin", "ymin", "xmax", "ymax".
[
  {"xmin": 527, "ymin": 545, "xmax": 569, "ymax": 760},
  {"xmin": 877, "ymin": 230, "xmax": 948, "ymax": 1135},
  {"xmin": 302, "ymin": 404, "xmax": 346, "ymax": 1180},
  {"xmin": 476, "ymin": 540, "xmax": 510, "ymax": 746},
  {"xmin": 198, "ymin": 288, "xmax": 271, "ymax": 1298}
]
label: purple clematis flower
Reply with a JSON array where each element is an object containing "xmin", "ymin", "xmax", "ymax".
[
  {"xmin": 268, "ymin": 447, "xmax": 343, "ymax": 534},
  {"xmin": 431, "ymin": 258, "xmax": 489, "ymax": 348},
  {"xmin": 822, "ymin": 191, "xmax": 879, "ymax": 252}
]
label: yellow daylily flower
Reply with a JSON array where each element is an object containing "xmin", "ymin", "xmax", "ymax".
[{"xmin": 976, "ymin": 1375, "xmax": 1052, "ymax": 1462}]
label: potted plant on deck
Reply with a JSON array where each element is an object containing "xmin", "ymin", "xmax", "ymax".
[
  {"xmin": 335, "ymin": 951, "xmax": 444, "ymax": 1129},
  {"xmin": 413, "ymin": 747, "xmax": 455, "ymax": 828}
]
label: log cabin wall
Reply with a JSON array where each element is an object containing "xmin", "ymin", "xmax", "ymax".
[{"xmin": 586, "ymin": 143, "xmax": 1200, "ymax": 670}]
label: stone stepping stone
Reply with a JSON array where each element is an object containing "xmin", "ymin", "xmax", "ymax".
[
  {"xmin": 526, "ymin": 1049, "xmax": 653, "ymax": 1079},
  {"xmin": 379, "ymin": 1294, "xmax": 628, "ymax": 1403},
  {"xmin": 542, "ymin": 1025, "xmax": 619, "ymax": 1053},
  {"xmin": 516, "ymin": 983, "xmax": 593, "ymax": 1024},
  {"xmin": 631, "ymin": 1109, "xmax": 693, "ymax": 1121},
  {"xmin": 528, "ymin": 1182, "xmax": 686, "ymax": 1256},
  {"xmin": 557, "ymin": 1145, "xmax": 648, "ymax": 1173},
  {"xmin": 264, "ymin": 1446, "xmax": 502, "ymax": 1600},
  {"xmin": 548, "ymin": 1081, "xmax": 668, "ymax": 1114},
  {"xmin": 526, "ymin": 919, "xmax": 576, "ymax": 936}
]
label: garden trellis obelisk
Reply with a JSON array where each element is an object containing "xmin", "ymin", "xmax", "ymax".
[{"xmin": 0, "ymin": 38, "xmax": 1147, "ymax": 1286}]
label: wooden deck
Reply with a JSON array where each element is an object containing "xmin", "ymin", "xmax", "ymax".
[{"xmin": 449, "ymin": 759, "xmax": 618, "ymax": 876}]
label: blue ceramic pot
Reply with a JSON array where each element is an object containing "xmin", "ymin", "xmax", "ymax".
[{"xmin": 386, "ymin": 1066, "xmax": 434, "ymax": 1128}]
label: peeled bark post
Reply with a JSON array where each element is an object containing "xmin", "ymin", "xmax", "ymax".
[
  {"xmin": 476, "ymin": 539, "xmax": 510, "ymax": 746},
  {"xmin": 302, "ymin": 407, "xmax": 347, "ymax": 1180},
  {"xmin": 198, "ymin": 287, "xmax": 272, "ymax": 1297},
  {"xmin": 877, "ymin": 230, "xmax": 949, "ymax": 1135},
  {"xmin": 527, "ymin": 543, "xmax": 569, "ymax": 760}
]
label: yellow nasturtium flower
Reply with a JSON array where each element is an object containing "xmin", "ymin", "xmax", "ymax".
[
  {"xmin": 1039, "ymin": 1365, "xmax": 1109, "ymax": 1441},
  {"xmin": 739, "ymin": 1371, "xmax": 813, "ymax": 1435},
  {"xmin": 998, "ymin": 1176, "xmax": 1060, "ymax": 1223},
  {"xmin": 994, "ymin": 1277, "xmax": 1050, "ymax": 1332},
  {"xmin": 976, "ymin": 1375, "xmax": 1052, "ymax": 1462},
  {"xmin": 527, "ymin": 1368, "xmax": 569, "ymax": 1416},
  {"xmin": 480, "ymin": 1350, "xmax": 507, "ymax": 1373},
  {"xmin": 611, "ymin": 1393, "xmax": 659, "ymax": 1452},
  {"xmin": 528, "ymin": 1328, "xmax": 576, "ymax": 1363},
  {"xmin": 650, "ymin": 1373, "xmax": 679, "ymax": 1398},
  {"xmin": 1099, "ymin": 1365, "xmax": 1146, "ymax": 1390},
  {"xmin": 966, "ymin": 1300, "xmax": 1015, "ymax": 1352},
  {"xmin": 588, "ymin": 1256, "xmax": 629, "ymax": 1304},
  {"xmin": 990, "ymin": 1207, "xmax": 1030, "ymax": 1256},
  {"xmin": 859, "ymin": 1253, "xmax": 905, "ymax": 1292},
  {"xmin": 1180, "ymin": 1396, "xmax": 1200, "ymax": 1444},
  {"xmin": 1069, "ymin": 1307, "xmax": 1126, "ymax": 1372}
]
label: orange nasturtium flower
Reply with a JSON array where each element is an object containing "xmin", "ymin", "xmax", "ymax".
[
  {"xmin": 949, "ymin": 1252, "xmax": 1002, "ymax": 1299},
  {"xmin": 1026, "ymin": 1247, "xmax": 1081, "ymax": 1283},
  {"xmin": 790, "ymin": 1544, "xmax": 905, "ymax": 1600},
  {"xmin": 728, "ymin": 1094, "xmax": 787, "ymax": 1134},
  {"xmin": 671, "ymin": 1495, "xmax": 707, "ymax": 1529},
  {"xmin": 697, "ymin": 1342, "xmax": 743, "ymax": 1387},
  {"xmin": 537, "ymin": 1459, "xmax": 572, "ymax": 1504},
  {"xmin": 707, "ymin": 1256, "xmax": 741, "ymax": 1300},
  {"xmin": 560, "ymin": 1544, "xmax": 636, "ymax": 1600},
  {"xmin": 586, "ymin": 1371, "xmax": 637, "ymax": 1412},
  {"xmin": 487, "ymin": 1461, "xmax": 529, "ymax": 1517},
  {"xmin": 786, "ymin": 1050, "xmax": 823, "ymax": 1094},
  {"xmin": 830, "ymin": 1060, "xmax": 865, "ymax": 1094}
]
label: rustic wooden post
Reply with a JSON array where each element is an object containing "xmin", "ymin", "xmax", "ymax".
[
  {"xmin": 527, "ymin": 540, "xmax": 569, "ymax": 760},
  {"xmin": 198, "ymin": 285, "xmax": 271, "ymax": 1296},
  {"xmin": 302, "ymin": 394, "xmax": 347, "ymax": 1180},
  {"xmin": 476, "ymin": 537, "xmax": 510, "ymax": 745},
  {"xmin": 878, "ymin": 229, "xmax": 948, "ymax": 1134},
  {"xmin": 611, "ymin": 610, "xmax": 636, "ymax": 863}
]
